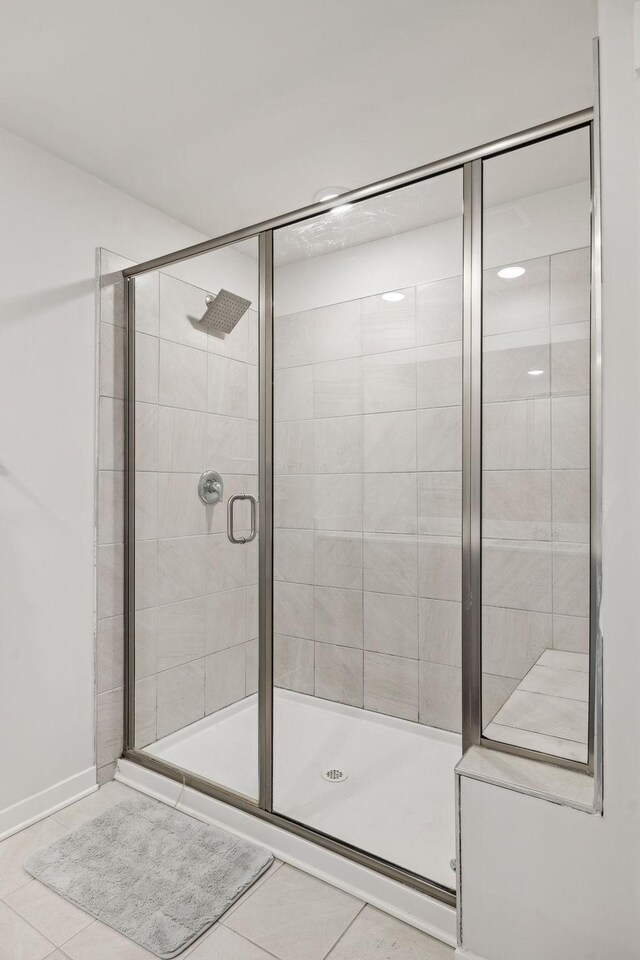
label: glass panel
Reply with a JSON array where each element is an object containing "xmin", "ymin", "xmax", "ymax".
[
  {"xmin": 481, "ymin": 129, "xmax": 591, "ymax": 762},
  {"xmin": 272, "ymin": 171, "xmax": 463, "ymax": 887},
  {"xmin": 131, "ymin": 237, "xmax": 261, "ymax": 800}
]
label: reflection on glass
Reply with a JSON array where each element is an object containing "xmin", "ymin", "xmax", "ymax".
[
  {"xmin": 480, "ymin": 129, "xmax": 591, "ymax": 763},
  {"xmin": 132, "ymin": 239, "xmax": 261, "ymax": 801},
  {"xmin": 272, "ymin": 172, "xmax": 464, "ymax": 887}
]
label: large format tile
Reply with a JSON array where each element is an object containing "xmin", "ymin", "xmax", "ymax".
[
  {"xmin": 417, "ymin": 407, "xmax": 461, "ymax": 471},
  {"xmin": 274, "ymin": 421, "xmax": 314, "ymax": 475},
  {"xmin": 157, "ymin": 597, "xmax": 206, "ymax": 670},
  {"xmin": 274, "ymin": 528, "xmax": 314, "ymax": 585},
  {"xmin": 190, "ymin": 925, "xmax": 275, "ymax": 959},
  {"xmin": 314, "ymin": 642, "xmax": 364, "ymax": 707},
  {"xmin": 53, "ymin": 782, "xmax": 136, "ymax": 830},
  {"xmin": 482, "ymin": 539, "xmax": 552, "ymax": 612},
  {"xmin": 363, "ymin": 411, "xmax": 416, "ymax": 472},
  {"xmin": 274, "ymin": 582, "xmax": 314, "ymax": 640},
  {"xmin": 552, "ymin": 614, "xmax": 589, "ymax": 654},
  {"xmin": 482, "ymin": 606, "xmax": 552, "ymax": 678},
  {"xmin": 0, "ymin": 901, "xmax": 53, "ymax": 960},
  {"xmin": 552, "ymin": 542, "xmax": 589, "ymax": 617},
  {"xmin": 482, "ymin": 340, "xmax": 550, "ymax": 402},
  {"xmin": 482, "ymin": 470, "xmax": 551, "ymax": 541},
  {"xmin": 99, "ymin": 321, "xmax": 125, "ymax": 399},
  {"xmin": 135, "ymin": 472, "xmax": 158, "ymax": 541},
  {"xmin": 483, "ymin": 257, "xmax": 549, "ymax": 336},
  {"xmin": 518, "ymin": 664, "xmax": 589, "ymax": 701},
  {"xmin": 274, "ymin": 635, "xmax": 315, "ymax": 695},
  {"xmin": 551, "ymin": 395, "xmax": 589, "ymax": 469},
  {"xmin": 483, "ymin": 398, "xmax": 550, "ymax": 470},
  {"xmin": 135, "ymin": 608, "xmax": 157, "ymax": 680},
  {"xmin": 550, "ymin": 247, "xmax": 590, "ymax": 326},
  {"xmin": 419, "ymin": 661, "xmax": 461, "ymax": 733},
  {"xmin": 364, "ymin": 592, "xmax": 418, "ymax": 658},
  {"xmin": 205, "ymin": 646, "xmax": 245, "ymax": 713},
  {"xmin": 312, "ymin": 300, "xmax": 361, "ymax": 363},
  {"xmin": 484, "ymin": 721, "xmax": 587, "ymax": 762},
  {"xmin": 98, "ymin": 471, "xmax": 124, "ymax": 546},
  {"xmin": 314, "ymin": 532, "xmax": 362, "ymax": 590},
  {"xmin": 314, "ymin": 474, "xmax": 362, "ymax": 532},
  {"xmin": 96, "ymin": 687, "xmax": 123, "ymax": 768},
  {"xmin": 552, "ymin": 469, "xmax": 589, "ymax": 543},
  {"xmin": 134, "ymin": 540, "xmax": 158, "ymax": 611},
  {"xmin": 62, "ymin": 918, "xmax": 158, "ymax": 959},
  {"xmin": 538, "ymin": 649, "xmax": 589, "ymax": 673},
  {"xmin": 313, "ymin": 358, "xmax": 362, "ymax": 418},
  {"xmin": 313, "ymin": 416, "xmax": 362, "ymax": 474},
  {"xmin": 157, "ymin": 536, "xmax": 207, "ymax": 604},
  {"xmin": 97, "ymin": 616, "xmax": 124, "ymax": 694},
  {"xmin": 159, "ymin": 273, "xmax": 209, "ymax": 351},
  {"xmin": 157, "ymin": 473, "xmax": 208, "ymax": 538},
  {"xmin": 418, "ymin": 536, "xmax": 461, "ymax": 602},
  {"xmin": 158, "ymin": 407, "xmax": 206, "ymax": 473},
  {"xmin": 0, "ymin": 818, "xmax": 68, "ymax": 898},
  {"xmin": 551, "ymin": 333, "xmax": 589, "ymax": 397},
  {"xmin": 156, "ymin": 659, "xmax": 205, "ymax": 738},
  {"xmin": 314, "ymin": 587, "xmax": 362, "ymax": 647},
  {"xmin": 327, "ymin": 904, "xmax": 453, "ymax": 959},
  {"xmin": 135, "ymin": 333, "xmax": 159, "ymax": 404},
  {"xmin": 206, "ymin": 532, "xmax": 248, "ymax": 594},
  {"xmin": 274, "ymin": 476, "xmax": 313, "ymax": 529},
  {"xmin": 418, "ymin": 471, "xmax": 461, "ymax": 536},
  {"xmin": 207, "ymin": 354, "xmax": 248, "ymax": 418},
  {"xmin": 363, "ymin": 473, "xmax": 417, "ymax": 534},
  {"xmin": 492, "ymin": 688, "xmax": 588, "ymax": 743},
  {"xmin": 364, "ymin": 651, "xmax": 418, "ymax": 721},
  {"xmin": 225, "ymin": 864, "xmax": 362, "ymax": 960},
  {"xmin": 135, "ymin": 402, "xmax": 158, "ymax": 472},
  {"xmin": 134, "ymin": 676, "xmax": 156, "ymax": 748},
  {"xmin": 419, "ymin": 598, "xmax": 461, "ymax": 667},
  {"xmin": 206, "ymin": 415, "xmax": 254, "ymax": 475},
  {"xmin": 275, "ymin": 365, "xmax": 314, "ymax": 421},
  {"xmin": 363, "ymin": 533, "xmax": 417, "ymax": 596},
  {"xmin": 5, "ymin": 880, "xmax": 92, "ymax": 946},
  {"xmin": 206, "ymin": 588, "xmax": 248, "ymax": 652},
  {"xmin": 98, "ymin": 397, "xmax": 125, "ymax": 471},
  {"xmin": 361, "ymin": 287, "xmax": 415, "ymax": 355},
  {"xmin": 362, "ymin": 349, "xmax": 416, "ymax": 413},
  {"xmin": 416, "ymin": 276, "xmax": 462, "ymax": 346},
  {"xmin": 159, "ymin": 339, "xmax": 207, "ymax": 411},
  {"xmin": 416, "ymin": 341, "xmax": 461, "ymax": 409},
  {"xmin": 274, "ymin": 313, "xmax": 313, "ymax": 369}
]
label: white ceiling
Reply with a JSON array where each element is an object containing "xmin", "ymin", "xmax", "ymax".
[{"xmin": 0, "ymin": 0, "xmax": 597, "ymax": 242}]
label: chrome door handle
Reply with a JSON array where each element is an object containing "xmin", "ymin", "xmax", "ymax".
[{"xmin": 227, "ymin": 494, "xmax": 257, "ymax": 544}]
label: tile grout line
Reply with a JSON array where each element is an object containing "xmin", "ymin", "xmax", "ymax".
[{"xmin": 322, "ymin": 901, "xmax": 368, "ymax": 959}]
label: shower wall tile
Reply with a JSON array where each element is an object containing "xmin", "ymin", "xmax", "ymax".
[
  {"xmin": 416, "ymin": 276, "xmax": 462, "ymax": 346},
  {"xmin": 418, "ymin": 599, "xmax": 461, "ymax": 667},
  {"xmin": 362, "ymin": 349, "xmax": 416, "ymax": 414},
  {"xmin": 274, "ymin": 312, "xmax": 313, "ymax": 369},
  {"xmin": 205, "ymin": 646, "xmax": 246, "ymax": 714},
  {"xmin": 96, "ymin": 687, "xmax": 124, "ymax": 768},
  {"xmin": 314, "ymin": 586, "xmax": 363, "ymax": 648},
  {"xmin": 314, "ymin": 357, "xmax": 363, "ymax": 418},
  {"xmin": 483, "ymin": 257, "xmax": 549, "ymax": 336},
  {"xmin": 482, "ymin": 470, "xmax": 551, "ymax": 541},
  {"xmin": 275, "ymin": 365, "xmax": 314, "ymax": 421},
  {"xmin": 552, "ymin": 469, "xmax": 589, "ymax": 543},
  {"xmin": 135, "ymin": 608, "xmax": 157, "ymax": 680},
  {"xmin": 550, "ymin": 333, "xmax": 589, "ymax": 396},
  {"xmin": 98, "ymin": 471, "xmax": 124, "ymax": 545},
  {"xmin": 418, "ymin": 536, "xmax": 461, "ymax": 602},
  {"xmin": 275, "ymin": 635, "xmax": 315, "ymax": 695},
  {"xmin": 96, "ymin": 543, "xmax": 124, "ymax": 620},
  {"xmin": 363, "ymin": 411, "xmax": 416, "ymax": 473},
  {"xmin": 159, "ymin": 339, "xmax": 207, "ymax": 411},
  {"xmin": 482, "ymin": 539, "xmax": 552, "ymax": 613},
  {"xmin": 158, "ymin": 407, "xmax": 206, "ymax": 472},
  {"xmin": 416, "ymin": 342, "xmax": 462, "ymax": 409},
  {"xmin": 156, "ymin": 659, "xmax": 205, "ymax": 739},
  {"xmin": 417, "ymin": 406, "xmax": 461, "ymax": 471},
  {"xmin": 135, "ymin": 539, "xmax": 158, "ymax": 611},
  {"xmin": 417, "ymin": 471, "xmax": 462, "ymax": 536},
  {"xmin": 157, "ymin": 535, "xmax": 207, "ymax": 604},
  {"xmin": 314, "ymin": 416, "xmax": 362, "ymax": 474},
  {"xmin": 206, "ymin": 587, "xmax": 248, "ymax": 652},
  {"xmin": 362, "ymin": 534, "xmax": 418, "ymax": 597},
  {"xmin": 274, "ymin": 581, "xmax": 314, "ymax": 640},
  {"xmin": 206, "ymin": 415, "xmax": 253, "ymax": 474},
  {"xmin": 159, "ymin": 273, "xmax": 209, "ymax": 350},
  {"xmin": 314, "ymin": 473, "xmax": 362, "ymax": 532},
  {"xmin": 482, "ymin": 398, "xmax": 550, "ymax": 470},
  {"xmin": 364, "ymin": 652, "xmax": 419, "ymax": 722},
  {"xmin": 157, "ymin": 472, "xmax": 208, "ymax": 539},
  {"xmin": 550, "ymin": 247, "xmax": 590, "ymax": 326},
  {"xmin": 274, "ymin": 421, "xmax": 314, "ymax": 475},
  {"xmin": 157, "ymin": 597, "xmax": 206, "ymax": 671},
  {"xmin": 135, "ymin": 402, "xmax": 159, "ymax": 472},
  {"xmin": 207, "ymin": 354, "xmax": 248, "ymax": 418},
  {"xmin": 553, "ymin": 614, "xmax": 589, "ymax": 653},
  {"xmin": 274, "ymin": 475, "xmax": 314, "ymax": 528},
  {"xmin": 315, "ymin": 643, "xmax": 363, "ymax": 707},
  {"xmin": 363, "ymin": 473, "xmax": 417, "ymax": 535},
  {"xmin": 361, "ymin": 287, "xmax": 416, "ymax": 355},
  {"xmin": 481, "ymin": 606, "xmax": 552, "ymax": 678},
  {"xmin": 135, "ymin": 472, "xmax": 158, "ymax": 541},
  {"xmin": 135, "ymin": 333, "xmax": 159, "ymax": 403},
  {"xmin": 314, "ymin": 532, "xmax": 362, "ymax": 590},
  {"xmin": 551, "ymin": 395, "xmax": 590, "ymax": 468},
  {"xmin": 419, "ymin": 661, "xmax": 461, "ymax": 733},
  {"xmin": 99, "ymin": 322, "xmax": 125, "ymax": 399},
  {"xmin": 98, "ymin": 397, "xmax": 124, "ymax": 470},
  {"xmin": 135, "ymin": 271, "xmax": 160, "ymax": 336},
  {"xmin": 97, "ymin": 616, "xmax": 124, "ymax": 695},
  {"xmin": 363, "ymin": 592, "xmax": 418, "ymax": 658},
  {"xmin": 245, "ymin": 638, "xmax": 259, "ymax": 696},
  {"xmin": 274, "ymin": 528, "xmax": 314, "ymax": 585},
  {"xmin": 134, "ymin": 677, "xmax": 157, "ymax": 748},
  {"xmin": 552, "ymin": 542, "xmax": 589, "ymax": 617},
  {"xmin": 482, "ymin": 341, "xmax": 550, "ymax": 402},
  {"xmin": 312, "ymin": 300, "xmax": 362, "ymax": 363}
]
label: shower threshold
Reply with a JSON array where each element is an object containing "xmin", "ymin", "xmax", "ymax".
[{"xmin": 143, "ymin": 689, "xmax": 461, "ymax": 889}]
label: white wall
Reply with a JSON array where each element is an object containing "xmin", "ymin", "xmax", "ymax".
[
  {"xmin": 458, "ymin": 4, "xmax": 640, "ymax": 958},
  {"xmin": 0, "ymin": 127, "xmax": 212, "ymax": 823}
]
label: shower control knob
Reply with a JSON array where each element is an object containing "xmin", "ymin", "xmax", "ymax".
[{"xmin": 198, "ymin": 470, "xmax": 224, "ymax": 505}]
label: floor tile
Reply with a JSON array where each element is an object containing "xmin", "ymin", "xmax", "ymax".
[
  {"xmin": 53, "ymin": 782, "xmax": 135, "ymax": 830},
  {"xmin": 326, "ymin": 905, "xmax": 453, "ymax": 959},
  {"xmin": 221, "ymin": 860, "xmax": 283, "ymax": 921},
  {"xmin": 0, "ymin": 901, "xmax": 54, "ymax": 960},
  {"xmin": 5, "ymin": 881, "xmax": 93, "ymax": 946},
  {"xmin": 189, "ymin": 925, "xmax": 276, "ymax": 958},
  {"xmin": 61, "ymin": 920, "xmax": 157, "ymax": 959},
  {"xmin": 0, "ymin": 819, "xmax": 68, "ymax": 899},
  {"xmin": 224, "ymin": 864, "xmax": 363, "ymax": 960}
]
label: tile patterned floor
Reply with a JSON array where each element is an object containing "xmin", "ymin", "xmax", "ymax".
[{"xmin": 0, "ymin": 782, "xmax": 453, "ymax": 960}]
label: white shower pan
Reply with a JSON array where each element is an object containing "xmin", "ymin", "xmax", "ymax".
[{"xmin": 144, "ymin": 689, "xmax": 461, "ymax": 889}]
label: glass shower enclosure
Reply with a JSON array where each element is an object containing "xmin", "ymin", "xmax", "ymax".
[{"xmin": 121, "ymin": 106, "xmax": 601, "ymax": 905}]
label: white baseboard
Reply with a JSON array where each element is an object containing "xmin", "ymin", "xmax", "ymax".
[
  {"xmin": 116, "ymin": 759, "xmax": 457, "ymax": 947},
  {"xmin": 0, "ymin": 767, "xmax": 97, "ymax": 840}
]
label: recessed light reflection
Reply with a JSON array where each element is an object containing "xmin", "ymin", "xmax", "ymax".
[
  {"xmin": 331, "ymin": 203, "xmax": 353, "ymax": 214},
  {"xmin": 497, "ymin": 266, "xmax": 526, "ymax": 280},
  {"xmin": 382, "ymin": 291, "xmax": 405, "ymax": 302},
  {"xmin": 528, "ymin": 369, "xmax": 544, "ymax": 376}
]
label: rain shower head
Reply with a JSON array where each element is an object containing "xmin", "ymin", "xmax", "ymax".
[{"xmin": 199, "ymin": 289, "xmax": 252, "ymax": 335}]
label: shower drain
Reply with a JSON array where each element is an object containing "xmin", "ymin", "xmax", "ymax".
[{"xmin": 321, "ymin": 768, "xmax": 348, "ymax": 782}]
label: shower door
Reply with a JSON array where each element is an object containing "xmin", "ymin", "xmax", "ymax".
[
  {"xmin": 270, "ymin": 172, "xmax": 464, "ymax": 891},
  {"xmin": 126, "ymin": 238, "xmax": 262, "ymax": 802}
]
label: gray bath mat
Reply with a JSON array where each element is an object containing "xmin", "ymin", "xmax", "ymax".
[{"xmin": 24, "ymin": 796, "xmax": 273, "ymax": 959}]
